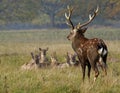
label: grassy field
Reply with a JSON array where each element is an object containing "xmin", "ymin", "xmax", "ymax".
[{"xmin": 0, "ymin": 28, "xmax": 120, "ymax": 93}]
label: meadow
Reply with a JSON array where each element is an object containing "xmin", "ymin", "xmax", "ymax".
[{"xmin": 0, "ymin": 27, "xmax": 120, "ymax": 93}]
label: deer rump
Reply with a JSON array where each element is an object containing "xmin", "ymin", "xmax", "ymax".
[{"xmin": 75, "ymin": 38, "xmax": 108, "ymax": 81}]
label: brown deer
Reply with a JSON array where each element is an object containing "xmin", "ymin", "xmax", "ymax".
[
  {"xmin": 50, "ymin": 52, "xmax": 60, "ymax": 67},
  {"xmin": 66, "ymin": 52, "xmax": 80, "ymax": 67},
  {"xmin": 50, "ymin": 52, "xmax": 79, "ymax": 68},
  {"xmin": 39, "ymin": 47, "xmax": 49, "ymax": 63},
  {"xmin": 21, "ymin": 52, "xmax": 37, "ymax": 70},
  {"xmin": 50, "ymin": 52, "xmax": 70, "ymax": 68},
  {"xmin": 65, "ymin": 6, "xmax": 108, "ymax": 82},
  {"xmin": 31, "ymin": 52, "xmax": 50, "ymax": 68}
]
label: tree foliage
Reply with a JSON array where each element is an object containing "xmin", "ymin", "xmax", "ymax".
[
  {"xmin": 0, "ymin": 0, "xmax": 120, "ymax": 27},
  {"xmin": 0, "ymin": 0, "xmax": 37, "ymax": 24},
  {"xmin": 35, "ymin": 0, "xmax": 72, "ymax": 27}
]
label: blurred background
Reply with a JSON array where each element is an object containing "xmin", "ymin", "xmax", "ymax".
[{"xmin": 0, "ymin": 0, "xmax": 120, "ymax": 30}]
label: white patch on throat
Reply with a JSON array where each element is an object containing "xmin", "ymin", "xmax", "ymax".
[
  {"xmin": 70, "ymin": 29, "xmax": 77, "ymax": 40},
  {"xmin": 72, "ymin": 29, "xmax": 77, "ymax": 36}
]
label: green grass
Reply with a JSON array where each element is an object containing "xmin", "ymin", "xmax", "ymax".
[{"xmin": 0, "ymin": 28, "xmax": 120, "ymax": 93}]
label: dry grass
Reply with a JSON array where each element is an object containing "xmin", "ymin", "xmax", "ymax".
[{"xmin": 0, "ymin": 28, "xmax": 120, "ymax": 93}]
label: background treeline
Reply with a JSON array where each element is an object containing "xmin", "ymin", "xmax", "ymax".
[{"xmin": 0, "ymin": 0, "xmax": 120, "ymax": 29}]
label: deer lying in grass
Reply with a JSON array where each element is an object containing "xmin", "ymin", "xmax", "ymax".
[
  {"xmin": 50, "ymin": 52, "xmax": 79, "ymax": 68},
  {"xmin": 66, "ymin": 52, "xmax": 80, "ymax": 67},
  {"xmin": 21, "ymin": 52, "xmax": 37, "ymax": 70},
  {"xmin": 39, "ymin": 47, "xmax": 51, "ymax": 67},
  {"xmin": 65, "ymin": 6, "xmax": 108, "ymax": 82},
  {"xmin": 50, "ymin": 52, "xmax": 61, "ymax": 67},
  {"xmin": 39, "ymin": 47, "xmax": 49, "ymax": 63},
  {"xmin": 21, "ymin": 47, "xmax": 50, "ymax": 69}
]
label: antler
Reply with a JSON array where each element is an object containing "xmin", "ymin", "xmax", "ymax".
[
  {"xmin": 77, "ymin": 6, "xmax": 99, "ymax": 29},
  {"xmin": 65, "ymin": 6, "xmax": 74, "ymax": 29}
]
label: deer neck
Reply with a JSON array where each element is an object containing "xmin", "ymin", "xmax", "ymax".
[
  {"xmin": 72, "ymin": 33, "xmax": 88, "ymax": 52},
  {"xmin": 40, "ymin": 53, "xmax": 45, "ymax": 63}
]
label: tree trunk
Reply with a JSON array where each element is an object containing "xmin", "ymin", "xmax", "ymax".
[{"xmin": 50, "ymin": 13, "xmax": 55, "ymax": 28}]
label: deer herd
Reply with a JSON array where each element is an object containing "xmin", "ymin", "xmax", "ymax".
[
  {"xmin": 21, "ymin": 6, "xmax": 108, "ymax": 82},
  {"xmin": 21, "ymin": 47, "xmax": 80, "ymax": 70}
]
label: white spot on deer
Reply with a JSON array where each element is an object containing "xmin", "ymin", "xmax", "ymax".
[
  {"xmin": 99, "ymin": 56, "xmax": 102, "ymax": 62},
  {"xmin": 81, "ymin": 44, "xmax": 83, "ymax": 47},
  {"xmin": 94, "ymin": 38, "xmax": 97, "ymax": 41},
  {"xmin": 78, "ymin": 48, "xmax": 82, "ymax": 53},
  {"xmin": 91, "ymin": 46, "xmax": 93, "ymax": 48},
  {"xmin": 103, "ymin": 49, "xmax": 107, "ymax": 56},
  {"xmin": 89, "ymin": 42, "xmax": 92, "ymax": 44},
  {"xmin": 98, "ymin": 48, "xmax": 103, "ymax": 54}
]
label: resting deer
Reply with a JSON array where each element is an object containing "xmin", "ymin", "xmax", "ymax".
[
  {"xmin": 50, "ymin": 52, "xmax": 69, "ymax": 68},
  {"xmin": 65, "ymin": 6, "xmax": 108, "ymax": 82},
  {"xmin": 50, "ymin": 52, "xmax": 79, "ymax": 68},
  {"xmin": 50, "ymin": 52, "xmax": 60, "ymax": 67},
  {"xmin": 66, "ymin": 52, "xmax": 80, "ymax": 66},
  {"xmin": 31, "ymin": 52, "xmax": 50, "ymax": 68},
  {"xmin": 39, "ymin": 47, "xmax": 49, "ymax": 63},
  {"xmin": 21, "ymin": 52, "xmax": 37, "ymax": 70}
]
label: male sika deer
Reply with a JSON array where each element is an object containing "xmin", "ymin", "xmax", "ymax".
[{"xmin": 65, "ymin": 6, "xmax": 108, "ymax": 82}]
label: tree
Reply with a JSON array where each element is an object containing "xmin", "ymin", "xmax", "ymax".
[
  {"xmin": 0, "ymin": 0, "xmax": 38, "ymax": 24},
  {"xmin": 96, "ymin": 0, "xmax": 120, "ymax": 20},
  {"xmin": 36, "ymin": 0, "xmax": 71, "ymax": 28}
]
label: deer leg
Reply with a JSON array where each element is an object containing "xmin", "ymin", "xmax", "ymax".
[
  {"xmin": 94, "ymin": 65, "xmax": 99, "ymax": 82},
  {"xmin": 87, "ymin": 63, "xmax": 91, "ymax": 81},
  {"xmin": 88, "ymin": 58, "xmax": 99, "ymax": 82},
  {"xmin": 102, "ymin": 54, "xmax": 107, "ymax": 76},
  {"xmin": 98, "ymin": 57, "xmax": 104, "ymax": 71},
  {"xmin": 81, "ymin": 64, "xmax": 86, "ymax": 82},
  {"xmin": 99, "ymin": 55, "xmax": 107, "ymax": 76}
]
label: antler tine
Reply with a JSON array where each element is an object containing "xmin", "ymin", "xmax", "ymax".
[
  {"xmin": 65, "ymin": 5, "xmax": 74, "ymax": 29},
  {"xmin": 78, "ymin": 6, "xmax": 99, "ymax": 28}
]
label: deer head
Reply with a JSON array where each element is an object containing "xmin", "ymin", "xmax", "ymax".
[
  {"xmin": 39, "ymin": 47, "xmax": 49, "ymax": 56},
  {"xmin": 39, "ymin": 47, "xmax": 49, "ymax": 63},
  {"xmin": 66, "ymin": 52, "xmax": 79, "ymax": 65},
  {"xmin": 65, "ymin": 6, "xmax": 99, "ymax": 41},
  {"xmin": 31, "ymin": 52, "xmax": 40, "ymax": 65}
]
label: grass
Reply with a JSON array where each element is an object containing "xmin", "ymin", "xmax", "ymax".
[{"xmin": 0, "ymin": 28, "xmax": 120, "ymax": 93}]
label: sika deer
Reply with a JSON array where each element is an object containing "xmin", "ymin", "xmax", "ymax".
[
  {"xmin": 31, "ymin": 52, "xmax": 50, "ymax": 68},
  {"xmin": 39, "ymin": 47, "xmax": 49, "ymax": 63},
  {"xmin": 50, "ymin": 52, "xmax": 79, "ymax": 68},
  {"xmin": 21, "ymin": 52, "xmax": 37, "ymax": 70},
  {"xmin": 65, "ymin": 6, "xmax": 108, "ymax": 82},
  {"xmin": 66, "ymin": 52, "xmax": 80, "ymax": 66},
  {"xmin": 50, "ymin": 52, "xmax": 60, "ymax": 67}
]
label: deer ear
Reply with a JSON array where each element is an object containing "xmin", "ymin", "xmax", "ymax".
[
  {"xmin": 81, "ymin": 27, "xmax": 88, "ymax": 33},
  {"xmin": 39, "ymin": 48, "xmax": 42, "ymax": 51},
  {"xmin": 31, "ymin": 52, "xmax": 34, "ymax": 59}
]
